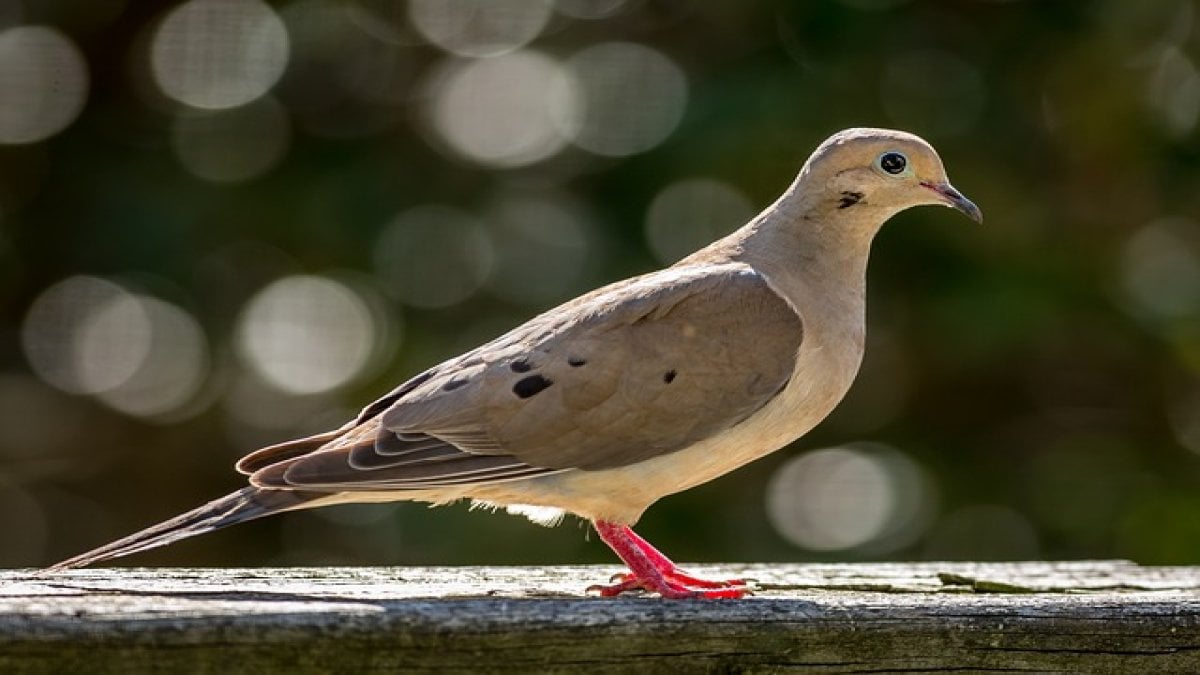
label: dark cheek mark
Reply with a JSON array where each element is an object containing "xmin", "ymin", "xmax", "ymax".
[
  {"xmin": 513, "ymin": 374, "xmax": 553, "ymax": 399},
  {"xmin": 442, "ymin": 378, "xmax": 468, "ymax": 391},
  {"xmin": 838, "ymin": 191, "xmax": 864, "ymax": 209},
  {"xmin": 510, "ymin": 359, "xmax": 532, "ymax": 373},
  {"xmin": 663, "ymin": 369, "xmax": 677, "ymax": 384},
  {"xmin": 568, "ymin": 356, "xmax": 587, "ymax": 367}
]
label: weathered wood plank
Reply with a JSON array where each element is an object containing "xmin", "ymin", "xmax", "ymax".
[{"xmin": 2, "ymin": 561, "xmax": 1199, "ymax": 673}]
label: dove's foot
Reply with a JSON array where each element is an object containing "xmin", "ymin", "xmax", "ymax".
[
  {"xmin": 589, "ymin": 520, "xmax": 751, "ymax": 599},
  {"xmin": 587, "ymin": 572, "xmax": 750, "ymax": 599}
]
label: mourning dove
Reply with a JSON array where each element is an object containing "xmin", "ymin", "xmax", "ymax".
[{"xmin": 48, "ymin": 128, "xmax": 980, "ymax": 598}]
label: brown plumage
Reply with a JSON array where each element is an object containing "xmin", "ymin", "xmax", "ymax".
[{"xmin": 48, "ymin": 128, "xmax": 980, "ymax": 598}]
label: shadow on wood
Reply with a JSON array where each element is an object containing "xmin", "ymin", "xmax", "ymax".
[{"xmin": 2, "ymin": 561, "xmax": 1199, "ymax": 672}]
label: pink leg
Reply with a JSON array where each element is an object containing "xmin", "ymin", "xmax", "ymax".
[
  {"xmin": 588, "ymin": 521, "xmax": 749, "ymax": 599},
  {"xmin": 623, "ymin": 528, "xmax": 747, "ymax": 589}
]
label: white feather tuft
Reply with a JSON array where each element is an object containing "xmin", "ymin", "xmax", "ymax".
[{"xmin": 505, "ymin": 503, "xmax": 566, "ymax": 526}]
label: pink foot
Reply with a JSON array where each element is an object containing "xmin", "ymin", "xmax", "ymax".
[
  {"xmin": 623, "ymin": 527, "xmax": 749, "ymax": 589},
  {"xmin": 588, "ymin": 521, "xmax": 752, "ymax": 599}
]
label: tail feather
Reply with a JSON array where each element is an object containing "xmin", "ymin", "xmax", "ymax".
[{"xmin": 45, "ymin": 487, "xmax": 324, "ymax": 572}]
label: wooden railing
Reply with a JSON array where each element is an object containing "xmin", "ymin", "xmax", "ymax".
[{"xmin": 3, "ymin": 561, "xmax": 1199, "ymax": 672}]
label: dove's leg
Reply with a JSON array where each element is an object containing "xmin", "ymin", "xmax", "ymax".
[
  {"xmin": 588, "ymin": 521, "xmax": 748, "ymax": 599},
  {"xmin": 622, "ymin": 527, "xmax": 748, "ymax": 589}
]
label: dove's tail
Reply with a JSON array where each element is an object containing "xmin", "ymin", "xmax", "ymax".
[{"xmin": 44, "ymin": 487, "xmax": 327, "ymax": 572}]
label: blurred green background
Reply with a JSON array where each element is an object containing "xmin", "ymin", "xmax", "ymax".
[{"xmin": 3, "ymin": 0, "xmax": 1200, "ymax": 570}]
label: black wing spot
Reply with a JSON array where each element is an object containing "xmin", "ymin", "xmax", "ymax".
[
  {"xmin": 838, "ymin": 191, "xmax": 864, "ymax": 209},
  {"xmin": 568, "ymin": 356, "xmax": 587, "ymax": 367},
  {"xmin": 510, "ymin": 359, "xmax": 532, "ymax": 373},
  {"xmin": 663, "ymin": 369, "xmax": 677, "ymax": 384},
  {"xmin": 513, "ymin": 375, "xmax": 553, "ymax": 399},
  {"xmin": 442, "ymin": 378, "xmax": 468, "ymax": 391}
]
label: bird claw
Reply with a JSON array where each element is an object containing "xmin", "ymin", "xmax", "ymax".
[
  {"xmin": 587, "ymin": 576, "xmax": 643, "ymax": 597},
  {"xmin": 587, "ymin": 572, "xmax": 753, "ymax": 599},
  {"xmin": 590, "ymin": 523, "xmax": 754, "ymax": 599}
]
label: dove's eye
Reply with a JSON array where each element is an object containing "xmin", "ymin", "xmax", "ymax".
[{"xmin": 877, "ymin": 151, "xmax": 907, "ymax": 175}]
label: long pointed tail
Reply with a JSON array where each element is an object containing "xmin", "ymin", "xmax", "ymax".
[{"xmin": 45, "ymin": 487, "xmax": 325, "ymax": 572}]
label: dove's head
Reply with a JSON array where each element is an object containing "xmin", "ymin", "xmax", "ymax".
[{"xmin": 799, "ymin": 127, "xmax": 982, "ymax": 225}]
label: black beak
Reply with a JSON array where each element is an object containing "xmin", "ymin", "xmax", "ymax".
[{"xmin": 922, "ymin": 182, "xmax": 983, "ymax": 224}]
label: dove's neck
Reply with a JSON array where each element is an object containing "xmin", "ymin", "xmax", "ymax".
[{"xmin": 718, "ymin": 178, "xmax": 898, "ymax": 326}]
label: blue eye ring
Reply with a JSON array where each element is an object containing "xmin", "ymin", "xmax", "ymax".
[{"xmin": 877, "ymin": 151, "xmax": 907, "ymax": 175}]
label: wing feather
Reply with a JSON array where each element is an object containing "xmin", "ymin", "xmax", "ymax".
[
  {"xmin": 376, "ymin": 263, "xmax": 802, "ymax": 471},
  {"xmin": 241, "ymin": 262, "xmax": 801, "ymax": 492}
]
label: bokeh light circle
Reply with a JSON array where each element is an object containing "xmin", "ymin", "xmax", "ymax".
[
  {"xmin": 427, "ymin": 51, "xmax": 577, "ymax": 168},
  {"xmin": 21, "ymin": 276, "xmax": 139, "ymax": 395},
  {"xmin": 74, "ymin": 292, "xmax": 155, "ymax": 396},
  {"xmin": 556, "ymin": 0, "xmax": 629, "ymax": 20},
  {"xmin": 374, "ymin": 205, "xmax": 495, "ymax": 308},
  {"xmin": 151, "ymin": 0, "xmax": 290, "ymax": 110},
  {"xmin": 94, "ymin": 297, "xmax": 210, "ymax": 420},
  {"xmin": 0, "ymin": 26, "xmax": 89, "ymax": 144},
  {"xmin": 1120, "ymin": 218, "xmax": 1200, "ymax": 322},
  {"xmin": 171, "ymin": 96, "xmax": 291, "ymax": 183},
  {"xmin": 484, "ymin": 197, "xmax": 593, "ymax": 304},
  {"xmin": 409, "ymin": 0, "xmax": 552, "ymax": 58},
  {"xmin": 923, "ymin": 505, "xmax": 1040, "ymax": 561},
  {"xmin": 766, "ymin": 445, "xmax": 934, "ymax": 553},
  {"xmin": 20, "ymin": 276, "xmax": 212, "ymax": 419},
  {"xmin": 554, "ymin": 42, "xmax": 687, "ymax": 157},
  {"xmin": 235, "ymin": 275, "xmax": 378, "ymax": 395},
  {"xmin": 1147, "ymin": 47, "xmax": 1200, "ymax": 138},
  {"xmin": 645, "ymin": 178, "xmax": 754, "ymax": 265}
]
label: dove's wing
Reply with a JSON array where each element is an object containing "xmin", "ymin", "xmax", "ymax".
[{"xmin": 246, "ymin": 262, "xmax": 803, "ymax": 491}]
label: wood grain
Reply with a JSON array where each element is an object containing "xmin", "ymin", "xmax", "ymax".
[{"xmin": 3, "ymin": 561, "xmax": 1199, "ymax": 673}]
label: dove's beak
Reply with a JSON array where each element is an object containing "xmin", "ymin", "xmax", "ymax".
[{"xmin": 922, "ymin": 181, "xmax": 983, "ymax": 224}]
